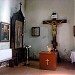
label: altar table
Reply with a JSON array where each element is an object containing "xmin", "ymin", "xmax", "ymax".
[{"xmin": 39, "ymin": 51, "xmax": 57, "ymax": 70}]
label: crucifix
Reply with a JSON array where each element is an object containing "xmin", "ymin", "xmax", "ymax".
[{"xmin": 43, "ymin": 12, "xmax": 67, "ymax": 51}]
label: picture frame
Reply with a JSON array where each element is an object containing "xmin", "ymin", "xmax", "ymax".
[
  {"xmin": 73, "ymin": 26, "xmax": 75, "ymax": 36},
  {"xmin": 0, "ymin": 22, "xmax": 10, "ymax": 42},
  {"xmin": 31, "ymin": 27, "xmax": 40, "ymax": 36}
]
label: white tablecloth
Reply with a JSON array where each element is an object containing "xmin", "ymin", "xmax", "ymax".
[
  {"xmin": 70, "ymin": 51, "xmax": 75, "ymax": 63},
  {"xmin": 0, "ymin": 49, "xmax": 12, "ymax": 62}
]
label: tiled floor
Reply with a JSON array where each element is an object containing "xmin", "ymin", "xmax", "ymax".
[{"xmin": 0, "ymin": 61, "xmax": 75, "ymax": 75}]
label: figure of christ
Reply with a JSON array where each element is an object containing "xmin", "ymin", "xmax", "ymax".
[
  {"xmin": 43, "ymin": 19, "xmax": 67, "ymax": 51},
  {"xmin": 43, "ymin": 13, "xmax": 67, "ymax": 63}
]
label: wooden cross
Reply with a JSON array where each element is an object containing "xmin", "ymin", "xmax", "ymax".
[
  {"xmin": 43, "ymin": 13, "xmax": 67, "ymax": 51},
  {"xmin": 45, "ymin": 59, "xmax": 49, "ymax": 65},
  {"xmin": 19, "ymin": 2, "xmax": 22, "ymax": 10}
]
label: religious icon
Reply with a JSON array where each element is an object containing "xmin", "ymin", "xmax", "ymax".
[
  {"xmin": 31, "ymin": 27, "xmax": 40, "ymax": 36},
  {"xmin": 0, "ymin": 22, "xmax": 10, "ymax": 42},
  {"xmin": 15, "ymin": 20, "xmax": 22, "ymax": 48}
]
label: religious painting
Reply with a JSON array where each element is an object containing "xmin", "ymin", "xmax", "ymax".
[
  {"xmin": 31, "ymin": 27, "xmax": 40, "ymax": 36},
  {"xmin": 0, "ymin": 22, "xmax": 10, "ymax": 42},
  {"xmin": 15, "ymin": 20, "xmax": 22, "ymax": 48}
]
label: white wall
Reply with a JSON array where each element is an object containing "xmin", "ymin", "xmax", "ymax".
[
  {"xmin": 24, "ymin": 0, "xmax": 74, "ymax": 60},
  {"xmin": 0, "ymin": 0, "xmax": 10, "ymax": 23}
]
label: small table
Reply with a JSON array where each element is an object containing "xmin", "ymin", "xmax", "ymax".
[
  {"xmin": 39, "ymin": 51, "xmax": 57, "ymax": 70},
  {"xmin": 70, "ymin": 51, "xmax": 75, "ymax": 63}
]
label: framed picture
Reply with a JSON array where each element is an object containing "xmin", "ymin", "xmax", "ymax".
[
  {"xmin": 31, "ymin": 27, "xmax": 40, "ymax": 36},
  {"xmin": 0, "ymin": 22, "xmax": 10, "ymax": 42},
  {"xmin": 15, "ymin": 20, "xmax": 22, "ymax": 48},
  {"xmin": 73, "ymin": 26, "xmax": 75, "ymax": 36}
]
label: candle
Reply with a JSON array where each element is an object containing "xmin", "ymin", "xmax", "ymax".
[{"xmin": 48, "ymin": 47, "xmax": 51, "ymax": 52}]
